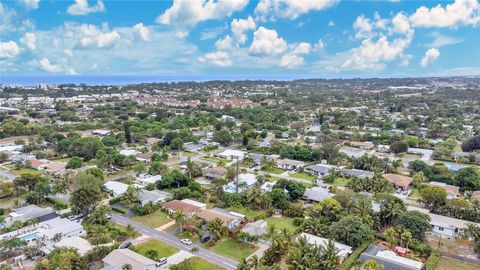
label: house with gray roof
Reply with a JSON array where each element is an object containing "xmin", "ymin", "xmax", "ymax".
[
  {"xmin": 302, "ymin": 187, "xmax": 334, "ymax": 202},
  {"xmin": 138, "ymin": 190, "xmax": 172, "ymax": 206},
  {"xmin": 340, "ymin": 168, "xmax": 374, "ymax": 179},
  {"xmin": 360, "ymin": 244, "xmax": 423, "ymax": 270}
]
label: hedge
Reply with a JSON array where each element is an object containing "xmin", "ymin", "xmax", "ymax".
[
  {"xmin": 338, "ymin": 241, "xmax": 371, "ymax": 270},
  {"xmin": 425, "ymin": 250, "xmax": 441, "ymax": 270},
  {"xmin": 111, "ymin": 206, "xmax": 127, "ymax": 214},
  {"xmin": 46, "ymin": 197, "xmax": 69, "ymax": 209},
  {"xmin": 109, "ymin": 197, "xmax": 122, "ymax": 205}
]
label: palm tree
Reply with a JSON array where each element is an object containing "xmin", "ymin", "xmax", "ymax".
[
  {"xmin": 174, "ymin": 211, "xmax": 187, "ymax": 234},
  {"xmin": 145, "ymin": 249, "xmax": 159, "ymax": 260},
  {"xmin": 206, "ymin": 218, "xmax": 227, "ymax": 240},
  {"xmin": 122, "ymin": 186, "xmax": 140, "ymax": 206},
  {"xmin": 381, "ymin": 200, "xmax": 404, "ymax": 226},
  {"xmin": 401, "ymin": 230, "xmax": 413, "ymax": 249},
  {"xmin": 190, "ymin": 247, "xmax": 199, "ymax": 254},
  {"xmin": 383, "ymin": 227, "xmax": 398, "ymax": 248},
  {"xmin": 361, "ymin": 259, "xmax": 384, "ymax": 270},
  {"xmin": 52, "ymin": 180, "xmax": 69, "ymax": 195},
  {"xmin": 121, "ymin": 264, "xmax": 133, "ymax": 270},
  {"xmin": 245, "ymin": 255, "xmax": 260, "ymax": 269},
  {"xmin": 302, "ymin": 217, "xmax": 326, "ymax": 236},
  {"xmin": 126, "ymin": 224, "xmax": 137, "ymax": 238},
  {"xmin": 320, "ymin": 239, "xmax": 340, "ymax": 269},
  {"xmin": 246, "ymin": 188, "xmax": 262, "ymax": 209}
]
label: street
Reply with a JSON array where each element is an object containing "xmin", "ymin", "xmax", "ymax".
[{"xmin": 111, "ymin": 214, "xmax": 238, "ymax": 270}]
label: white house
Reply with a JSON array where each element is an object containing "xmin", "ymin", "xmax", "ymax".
[
  {"xmin": 299, "ymin": 233, "xmax": 353, "ymax": 262},
  {"xmin": 223, "ymin": 173, "xmax": 257, "ymax": 193},
  {"xmin": 216, "ymin": 149, "xmax": 246, "ymax": 161},
  {"xmin": 276, "ymin": 158, "xmax": 304, "ymax": 171},
  {"xmin": 138, "ymin": 190, "xmax": 172, "ymax": 206},
  {"xmin": 104, "ymin": 181, "xmax": 129, "ymax": 197},
  {"xmin": 102, "ymin": 249, "xmax": 157, "ymax": 270},
  {"xmin": 136, "ymin": 174, "xmax": 162, "ymax": 187}
]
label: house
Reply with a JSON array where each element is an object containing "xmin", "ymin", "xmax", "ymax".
[
  {"xmin": 429, "ymin": 181, "xmax": 460, "ymax": 199},
  {"xmin": 247, "ymin": 153, "xmax": 276, "ymax": 166},
  {"xmin": 102, "ymin": 248, "xmax": 157, "ymax": 270},
  {"xmin": 138, "ymin": 190, "xmax": 172, "ymax": 206},
  {"xmin": 120, "ymin": 149, "xmax": 140, "ymax": 156},
  {"xmin": 241, "ymin": 220, "xmax": 267, "ymax": 237},
  {"xmin": 305, "ymin": 164, "xmax": 338, "ymax": 178},
  {"xmin": 340, "ymin": 168, "xmax": 374, "ymax": 179},
  {"xmin": 302, "ymin": 187, "xmax": 334, "ymax": 203},
  {"xmin": 181, "ymin": 199, "xmax": 207, "ymax": 210},
  {"xmin": 183, "ymin": 142, "xmax": 206, "ymax": 153},
  {"xmin": 44, "ymin": 162, "xmax": 67, "ymax": 177},
  {"xmin": 29, "ymin": 159, "xmax": 48, "ymax": 170},
  {"xmin": 223, "ymin": 173, "xmax": 257, "ymax": 193},
  {"xmin": 276, "ymin": 158, "xmax": 304, "ymax": 171},
  {"xmin": 39, "ymin": 217, "xmax": 86, "ymax": 242},
  {"xmin": 384, "ymin": 174, "xmax": 413, "ymax": 191},
  {"xmin": 135, "ymin": 153, "xmax": 152, "ymax": 163},
  {"xmin": 10, "ymin": 154, "xmax": 35, "ymax": 163},
  {"xmin": 360, "ymin": 244, "xmax": 424, "ymax": 270},
  {"xmin": 5, "ymin": 205, "xmax": 58, "ymax": 227},
  {"xmin": 260, "ymin": 181, "xmax": 276, "ymax": 193},
  {"xmin": 103, "ymin": 181, "xmax": 129, "ymax": 197},
  {"xmin": 162, "ymin": 200, "xmax": 201, "ymax": 217},
  {"xmin": 91, "ymin": 129, "xmax": 111, "ymax": 136},
  {"xmin": 350, "ymin": 141, "xmax": 375, "ymax": 150},
  {"xmin": 136, "ymin": 174, "xmax": 162, "ymax": 187},
  {"xmin": 472, "ymin": 191, "xmax": 480, "ymax": 201},
  {"xmin": 54, "ymin": 236, "xmax": 92, "ymax": 256},
  {"xmin": 203, "ymin": 167, "xmax": 228, "ymax": 179},
  {"xmin": 221, "ymin": 115, "xmax": 235, "ymax": 121},
  {"xmin": 299, "ymin": 233, "xmax": 353, "ymax": 262},
  {"xmin": 216, "ymin": 149, "xmax": 246, "ymax": 161},
  {"xmin": 197, "ymin": 208, "xmax": 244, "ymax": 230}
]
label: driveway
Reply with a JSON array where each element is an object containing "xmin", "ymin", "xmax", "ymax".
[
  {"xmin": 159, "ymin": 250, "xmax": 194, "ymax": 269},
  {"xmin": 111, "ymin": 214, "xmax": 238, "ymax": 270}
]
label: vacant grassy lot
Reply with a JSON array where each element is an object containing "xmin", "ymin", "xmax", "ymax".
[
  {"xmin": 130, "ymin": 210, "xmax": 171, "ymax": 228},
  {"xmin": 333, "ymin": 177, "xmax": 349, "ymax": 187},
  {"xmin": 228, "ymin": 206, "xmax": 265, "ymax": 220},
  {"xmin": 436, "ymin": 257, "xmax": 479, "ymax": 270},
  {"xmin": 265, "ymin": 216, "xmax": 297, "ymax": 232},
  {"xmin": 290, "ymin": 172, "xmax": 315, "ymax": 181},
  {"xmin": 210, "ymin": 238, "xmax": 258, "ymax": 261},
  {"xmin": 10, "ymin": 168, "xmax": 42, "ymax": 175},
  {"xmin": 134, "ymin": 239, "xmax": 179, "ymax": 258},
  {"xmin": 263, "ymin": 167, "xmax": 285, "ymax": 174},
  {"xmin": 182, "ymin": 257, "xmax": 226, "ymax": 270}
]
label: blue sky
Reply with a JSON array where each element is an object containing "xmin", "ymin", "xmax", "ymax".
[{"xmin": 1, "ymin": 0, "xmax": 480, "ymax": 78}]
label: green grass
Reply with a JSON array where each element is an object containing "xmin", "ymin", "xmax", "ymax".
[
  {"xmin": 182, "ymin": 151, "xmax": 196, "ymax": 157},
  {"xmin": 201, "ymin": 157, "xmax": 229, "ymax": 163},
  {"xmin": 436, "ymin": 257, "xmax": 478, "ymax": 270},
  {"xmin": 210, "ymin": 238, "xmax": 258, "ymax": 261},
  {"xmin": 0, "ymin": 195, "xmax": 26, "ymax": 208},
  {"xmin": 186, "ymin": 257, "xmax": 225, "ymax": 270},
  {"xmin": 332, "ymin": 177, "xmax": 349, "ymax": 187},
  {"xmin": 228, "ymin": 206, "xmax": 265, "ymax": 220},
  {"xmin": 134, "ymin": 239, "xmax": 179, "ymax": 258},
  {"xmin": 130, "ymin": 210, "xmax": 172, "ymax": 228},
  {"xmin": 263, "ymin": 167, "xmax": 285, "ymax": 174},
  {"xmin": 265, "ymin": 216, "xmax": 297, "ymax": 232},
  {"xmin": 10, "ymin": 168, "xmax": 42, "ymax": 175},
  {"xmin": 409, "ymin": 189, "xmax": 422, "ymax": 200},
  {"xmin": 266, "ymin": 175, "xmax": 284, "ymax": 181},
  {"xmin": 290, "ymin": 172, "xmax": 315, "ymax": 181}
]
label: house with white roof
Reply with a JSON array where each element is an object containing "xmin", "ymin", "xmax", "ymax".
[
  {"xmin": 53, "ymin": 236, "xmax": 92, "ymax": 255},
  {"xmin": 302, "ymin": 187, "xmax": 334, "ymax": 202},
  {"xmin": 360, "ymin": 244, "xmax": 423, "ymax": 270},
  {"xmin": 104, "ymin": 181, "xmax": 129, "ymax": 197},
  {"xmin": 216, "ymin": 149, "xmax": 246, "ymax": 161},
  {"xmin": 223, "ymin": 173, "xmax": 257, "ymax": 193},
  {"xmin": 102, "ymin": 248, "xmax": 157, "ymax": 270},
  {"xmin": 138, "ymin": 190, "xmax": 172, "ymax": 206},
  {"xmin": 136, "ymin": 174, "xmax": 162, "ymax": 187},
  {"xmin": 299, "ymin": 233, "xmax": 353, "ymax": 262},
  {"xmin": 276, "ymin": 158, "xmax": 304, "ymax": 171}
]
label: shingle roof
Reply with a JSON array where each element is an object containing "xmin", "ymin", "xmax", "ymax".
[{"xmin": 162, "ymin": 200, "xmax": 200, "ymax": 213}]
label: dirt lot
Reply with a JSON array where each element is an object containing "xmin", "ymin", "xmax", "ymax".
[
  {"xmin": 436, "ymin": 257, "xmax": 479, "ymax": 270},
  {"xmin": 426, "ymin": 233, "xmax": 478, "ymax": 260}
]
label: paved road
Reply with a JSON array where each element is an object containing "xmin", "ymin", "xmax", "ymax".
[
  {"xmin": 111, "ymin": 214, "xmax": 238, "ymax": 270},
  {"xmin": 0, "ymin": 170, "xmax": 16, "ymax": 181}
]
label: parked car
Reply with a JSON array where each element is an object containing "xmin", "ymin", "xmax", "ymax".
[
  {"xmin": 155, "ymin": 257, "xmax": 168, "ymax": 266},
  {"xmin": 200, "ymin": 235, "xmax": 211, "ymax": 243},
  {"xmin": 180, "ymin": 238, "xmax": 192, "ymax": 245},
  {"xmin": 119, "ymin": 241, "xmax": 132, "ymax": 249}
]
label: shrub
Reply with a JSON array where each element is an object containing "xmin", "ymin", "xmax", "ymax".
[
  {"xmin": 338, "ymin": 241, "xmax": 371, "ymax": 270},
  {"xmin": 109, "ymin": 197, "xmax": 122, "ymax": 205},
  {"xmin": 293, "ymin": 217, "xmax": 305, "ymax": 226},
  {"xmin": 111, "ymin": 206, "xmax": 127, "ymax": 214},
  {"xmin": 425, "ymin": 251, "xmax": 441, "ymax": 270}
]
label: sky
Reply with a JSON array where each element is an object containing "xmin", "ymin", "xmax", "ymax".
[{"xmin": 1, "ymin": 0, "xmax": 480, "ymax": 80}]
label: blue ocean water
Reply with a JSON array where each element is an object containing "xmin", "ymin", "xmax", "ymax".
[{"xmin": 0, "ymin": 74, "xmax": 320, "ymax": 86}]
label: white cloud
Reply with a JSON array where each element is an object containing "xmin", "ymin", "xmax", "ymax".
[
  {"xmin": 64, "ymin": 49, "xmax": 74, "ymax": 57},
  {"xmin": 353, "ymin": 15, "xmax": 373, "ymax": 39},
  {"xmin": 21, "ymin": 32, "xmax": 36, "ymax": 50},
  {"xmin": 215, "ymin": 35, "xmax": 233, "ymax": 50},
  {"xmin": 280, "ymin": 54, "xmax": 304, "ymax": 68},
  {"xmin": 427, "ymin": 32, "xmax": 464, "ymax": 47},
  {"xmin": 290, "ymin": 42, "xmax": 311, "ymax": 55},
  {"xmin": 341, "ymin": 32, "xmax": 414, "ymax": 71},
  {"xmin": 328, "ymin": 20, "xmax": 335, "ymax": 27},
  {"xmin": 198, "ymin": 51, "xmax": 232, "ymax": 67},
  {"xmin": 314, "ymin": 39, "xmax": 325, "ymax": 51},
  {"xmin": 19, "ymin": 0, "xmax": 40, "ymax": 10},
  {"xmin": 0, "ymin": 41, "xmax": 21, "ymax": 59},
  {"xmin": 200, "ymin": 26, "xmax": 225, "ymax": 40},
  {"xmin": 71, "ymin": 23, "xmax": 120, "ymax": 49},
  {"xmin": 133, "ymin": 23, "xmax": 150, "ymax": 41},
  {"xmin": 37, "ymin": 57, "xmax": 76, "ymax": 74},
  {"xmin": 157, "ymin": 0, "xmax": 248, "ymax": 27},
  {"xmin": 392, "ymin": 12, "xmax": 410, "ymax": 34},
  {"xmin": 67, "ymin": 0, "xmax": 105, "ymax": 16},
  {"xmin": 248, "ymin": 26, "xmax": 288, "ymax": 57},
  {"xmin": 255, "ymin": 0, "xmax": 338, "ymax": 21},
  {"xmin": 420, "ymin": 48, "xmax": 440, "ymax": 67},
  {"xmin": 410, "ymin": 0, "xmax": 480, "ymax": 28},
  {"xmin": 231, "ymin": 16, "xmax": 256, "ymax": 44},
  {"xmin": 174, "ymin": 31, "xmax": 188, "ymax": 39}
]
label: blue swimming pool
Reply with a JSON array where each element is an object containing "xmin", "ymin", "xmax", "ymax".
[{"xmin": 19, "ymin": 232, "xmax": 38, "ymax": 241}]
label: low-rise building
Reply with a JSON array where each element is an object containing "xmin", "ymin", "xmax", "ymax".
[
  {"xmin": 241, "ymin": 220, "xmax": 267, "ymax": 238},
  {"xmin": 102, "ymin": 248, "xmax": 157, "ymax": 270},
  {"xmin": 360, "ymin": 244, "xmax": 423, "ymax": 270},
  {"xmin": 305, "ymin": 164, "xmax": 338, "ymax": 178},
  {"xmin": 162, "ymin": 200, "xmax": 201, "ymax": 217},
  {"xmin": 5, "ymin": 205, "xmax": 58, "ymax": 227},
  {"xmin": 216, "ymin": 149, "xmax": 246, "ymax": 161},
  {"xmin": 138, "ymin": 190, "xmax": 172, "ymax": 206},
  {"xmin": 299, "ymin": 233, "xmax": 353, "ymax": 262},
  {"xmin": 302, "ymin": 187, "xmax": 335, "ymax": 203},
  {"xmin": 340, "ymin": 168, "xmax": 374, "ymax": 179},
  {"xmin": 384, "ymin": 174, "xmax": 413, "ymax": 191},
  {"xmin": 203, "ymin": 167, "xmax": 228, "ymax": 179},
  {"xmin": 197, "ymin": 208, "xmax": 244, "ymax": 231},
  {"xmin": 276, "ymin": 158, "xmax": 304, "ymax": 171},
  {"xmin": 103, "ymin": 181, "xmax": 129, "ymax": 197},
  {"xmin": 223, "ymin": 173, "xmax": 257, "ymax": 193},
  {"xmin": 429, "ymin": 181, "xmax": 460, "ymax": 199}
]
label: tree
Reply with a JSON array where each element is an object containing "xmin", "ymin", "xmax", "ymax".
[
  {"xmin": 361, "ymin": 260, "xmax": 384, "ymax": 270},
  {"xmin": 40, "ymin": 247, "xmax": 86, "ymax": 270},
  {"xmin": 66, "ymin": 157, "xmax": 83, "ymax": 169},
  {"xmin": 320, "ymin": 142, "xmax": 340, "ymax": 162},
  {"xmin": 122, "ymin": 186, "xmax": 140, "ymax": 206},
  {"xmin": 213, "ymin": 129, "xmax": 232, "ymax": 146},
  {"xmin": 323, "ymin": 168, "xmax": 340, "ymax": 184},
  {"xmin": 170, "ymin": 137, "xmax": 184, "ymax": 150},
  {"xmin": 332, "ymin": 216, "xmax": 373, "ymax": 247},
  {"xmin": 419, "ymin": 186, "xmax": 447, "ymax": 209},
  {"xmin": 270, "ymin": 188, "xmax": 290, "ymax": 209},
  {"xmin": 461, "ymin": 134, "xmax": 480, "ymax": 152},
  {"xmin": 122, "ymin": 265, "xmax": 133, "ymax": 270},
  {"xmin": 145, "ymin": 249, "xmax": 158, "ymax": 260},
  {"xmin": 0, "ymin": 238, "xmax": 27, "ymax": 258},
  {"xmin": 70, "ymin": 186, "xmax": 102, "ymax": 215},
  {"xmin": 274, "ymin": 180, "xmax": 305, "ymax": 200},
  {"xmin": 124, "ymin": 121, "xmax": 132, "ymax": 144},
  {"xmin": 206, "ymin": 218, "xmax": 227, "ymax": 240},
  {"xmin": 379, "ymin": 194, "xmax": 406, "ymax": 226},
  {"xmin": 383, "ymin": 227, "xmax": 398, "ymax": 248},
  {"xmin": 148, "ymin": 160, "xmax": 168, "ymax": 176},
  {"xmin": 390, "ymin": 141, "xmax": 409, "ymax": 154},
  {"xmin": 400, "ymin": 230, "xmax": 413, "ymax": 249},
  {"xmin": 174, "ymin": 211, "xmax": 187, "ymax": 234},
  {"xmin": 455, "ymin": 167, "xmax": 480, "ymax": 191},
  {"xmin": 396, "ymin": 211, "xmax": 431, "ymax": 241}
]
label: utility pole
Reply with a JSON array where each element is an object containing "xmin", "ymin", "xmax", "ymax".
[{"xmin": 235, "ymin": 158, "xmax": 240, "ymax": 193}]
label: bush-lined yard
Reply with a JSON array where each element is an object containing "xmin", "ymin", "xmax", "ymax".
[
  {"xmin": 134, "ymin": 239, "xmax": 179, "ymax": 258},
  {"xmin": 130, "ymin": 210, "xmax": 171, "ymax": 228},
  {"xmin": 209, "ymin": 238, "xmax": 258, "ymax": 261}
]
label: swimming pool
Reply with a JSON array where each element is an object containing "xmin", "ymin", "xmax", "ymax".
[
  {"xmin": 19, "ymin": 232, "xmax": 38, "ymax": 241},
  {"xmin": 196, "ymin": 179, "xmax": 212, "ymax": 185}
]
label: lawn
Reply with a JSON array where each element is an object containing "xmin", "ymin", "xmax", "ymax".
[
  {"xmin": 332, "ymin": 177, "xmax": 349, "ymax": 187},
  {"xmin": 134, "ymin": 239, "xmax": 179, "ymax": 258},
  {"xmin": 436, "ymin": 257, "xmax": 479, "ymax": 270},
  {"xmin": 408, "ymin": 189, "xmax": 422, "ymax": 200},
  {"xmin": 290, "ymin": 172, "xmax": 315, "ymax": 181},
  {"xmin": 10, "ymin": 168, "xmax": 42, "ymax": 175},
  {"xmin": 263, "ymin": 167, "xmax": 285, "ymax": 174},
  {"xmin": 202, "ymin": 157, "xmax": 229, "ymax": 163},
  {"xmin": 265, "ymin": 216, "xmax": 297, "ymax": 232},
  {"xmin": 228, "ymin": 206, "xmax": 265, "ymax": 220},
  {"xmin": 182, "ymin": 151, "xmax": 196, "ymax": 157},
  {"xmin": 184, "ymin": 257, "xmax": 225, "ymax": 270},
  {"xmin": 130, "ymin": 210, "xmax": 172, "ymax": 228},
  {"xmin": 210, "ymin": 238, "xmax": 258, "ymax": 261}
]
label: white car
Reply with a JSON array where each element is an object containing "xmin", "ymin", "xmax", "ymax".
[{"xmin": 180, "ymin": 238, "xmax": 192, "ymax": 245}]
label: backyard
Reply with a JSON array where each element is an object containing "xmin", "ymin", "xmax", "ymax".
[
  {"xmin": 289, "ymin": 172, "xmax": 315, "ymax": 181},
  {"xmin": 436, "ymin": 257, "xmax": 479, "ymax": 270},
  {"xmin": 228, "ymin": 206, "xmax": 265, "ymax": 220},
  {"xmin": 262, "ymin": 167, "xmax": 285, "ymax": 174},
  {"xmin": 181, "ymin": 257, "xmax": 225, "ymax": 270},
  {"xmin": 332, "ymin": 177, "xmax": 349, "ymax": 187},
  {"xmin": 130, "ymin": 210, "xmax": 172, "ymax": 228},
  {"xmin": 265, "ymin": 216, "xmax": 297, "ymax": 232},
  {"xmin": 209, "ymin": 238, "xmax": 258, "ymax": 261},
  {"xmin": 134, "ymin": 239, "xmax": 179, "ymax": 258}
]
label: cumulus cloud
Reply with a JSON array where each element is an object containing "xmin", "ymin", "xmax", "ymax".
[
  {"xmin": 427, "ymin": 32, "xmax": 464, "ymax": 47},
  {"xmin": 19, "ymin": 0, "xmax": 40, "ymax": 10},
  {"xmin": 255, "ymin": 0, "xmax": 338, "ymax": 21},
  {"xmin": 198, "ymin": 51, "xmax": 232, "ymax": 67},
  {"xmin": 420, "ymin": 48, "xmax": 440, "ymax": 67},
  {"xmin": 157, "ymin": 0, "xmax": 248, "ymax": 27},
  {"xmin": 133, "ymin": 23, "xmax": 150, "ymax": 41},
  {"xmin": 353, "ymin": 15, "xmax": 373, "ymax": 39},
  {"xmin": 67, "ymin": 0, "xmax": 105, "ymax": 16},
  {"xmin": 0, "ymin": 41, "xmax": 21, "ymax": 59},
  {"xmin": 36, "ymin": 57, "xmax": 76, "ymax": 74},
  {"xmin": 174, "ymin": 31, "xmax": 188, "ymax": 39},
  {"xmin": 231, "ymin": 16, "xmax": 256, "ymax": 44},
  {"xmin": 70, "ymin": 23, "xmax": 120, "ymax": 49},
  {"xmin": 21, "ymin": 32, "xmax": 36, "ymax": 50},
  {"xmin": 248, "ymin": 27, "xmax": 288, "ymax": 57},
  {"xmin": 215, "ymin": 35, "xmax": 233, "ymax": 50},
  {"xmin": 391, "ymin": 12, "xmax": 411, "ymax": 34},
  {"xmin": 410, "ymin": 0, "xmax": 480, "ymax": 28},
  {"xmin": 279, "ymin": 42, "xmax": 311, "ymax": 68}
]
